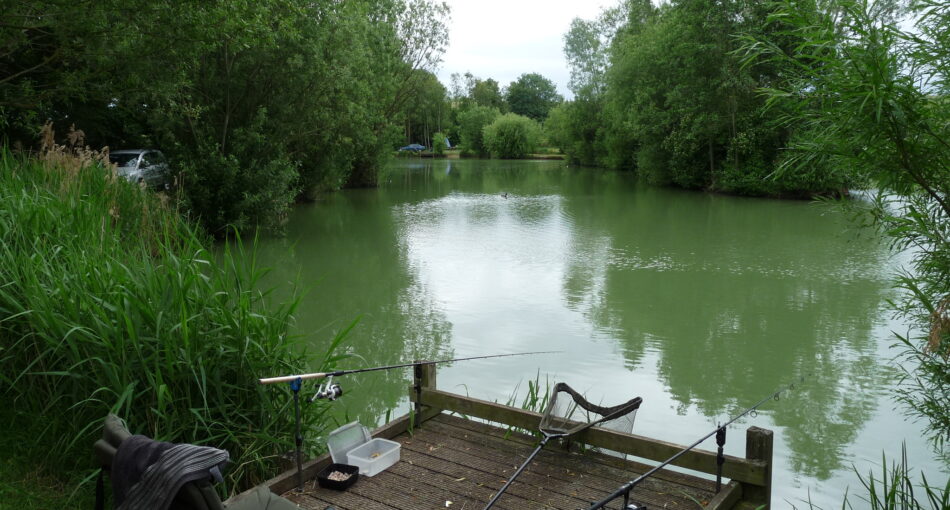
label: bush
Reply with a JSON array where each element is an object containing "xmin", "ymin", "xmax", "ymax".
[
  {"xmin": 432, "ymin": 132, "xmax": 448, "ymax": 155},
  {"xmin": 181, "ymin": 146, "xmax": 298, "ymax": 236},
  {"xmin": 457, "ymin": 106, "xmax": 500, "ymax": 156},
  {"xmin": 482, "ymin": 113, "xmax": 541, "ymax": 159},
  {"xmin": 0, "ymin": 150, "xmax": 340, "ymax": 495}
]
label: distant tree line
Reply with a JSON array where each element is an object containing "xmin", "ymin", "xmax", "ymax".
[
  {"xmin": 0, "ymin": 0, "xmax": 450, "ymax": 234},
  {"xmin": 398, "ymin": 69, "xmax": 563, "ymax": 159},
  {"xmin": 552, "ymin": 0, "xmax": 949, "ymax": 450},
  {"xmin": 548, "ymin": 0, "xmax": 854, "ymax": 197}
]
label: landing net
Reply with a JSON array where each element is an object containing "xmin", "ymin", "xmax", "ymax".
[{"xmin": 539, "ymin": 382, "xmax": 642, "ymax": 438}]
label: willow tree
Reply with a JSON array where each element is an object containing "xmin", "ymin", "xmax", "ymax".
[{"xmin": 743, "ymin": 0, "xmax": 950, "ymax": 444}]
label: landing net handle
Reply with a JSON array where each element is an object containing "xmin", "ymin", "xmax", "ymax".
[
  {"xmin": 583, "ymin": 378, "xmax": 802, "ymax": 510},
  {"xmin": 485, "ymin": 384, "xmax": 643, "ymax": 510}
]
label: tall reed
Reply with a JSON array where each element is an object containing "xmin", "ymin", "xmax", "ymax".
[
  {"xmin": 841, "ymin": 446, "xmax": 950, "ymax": 510},
  {"xmin": 0, "ymin": 150, "xmax": 337, "ymax": 495},
  {"xmin": 798, "ymin": 446, "xmax": 950, "ymax": 510}
]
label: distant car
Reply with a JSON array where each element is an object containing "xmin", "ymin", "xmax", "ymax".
[
  {"xmin": 108, "ymin": 149, "xmax": 171, "ymax": 190},
  {"xmin": 398, "ymin": 144, "xmax": 426, "ymax": 152}
]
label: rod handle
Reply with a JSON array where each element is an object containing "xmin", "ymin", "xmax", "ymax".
[{"xmin": 258, "ymin": 372, "xmax": 329, "ymax": 385}]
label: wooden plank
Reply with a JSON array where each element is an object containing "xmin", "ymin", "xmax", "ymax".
[
  {"xmin": 397, "ymin": 436, "xmax": 598, "ymax": 509},
  {"xmin": 262, "ymin": 413, "xmax": 413, "ymax": 496},
  {"xmin": 424, "ymin": 415, "xmax": 716, "ymax": 500},
  {"xmin": 416, "ymin": 389, "xmax": 767, "ymax": 486},
  {"xmin": 404, "ymin": 424, "xmax": 706, "ymax": 509},
  {"xmin": 412, "ymin": 362, "xmax": 439, "ymax": 426},
  {"xmin": 417, "ymin": 421, "xmax": 714, "ymax": 507},
  {"xmin": 342, "ymin": 468, "xmax": 487, "ymax": 510},
  {"xmin": 705, "ymin": 481, "xmax": 742, "ymax": 510},
  {"xmin": 287, "ymin": 484, "xmax": 397, "ymax": 510},
  {"xmin": 388, "ymin": 452, "xmax": 542, "ymax": 510},
  {"xmin": 432, "ymin": 413, "xmax": 718, "ymax": 493},
  {"xmin": 740, "ymin": 427, "xmax": 772, "ymax": 508}
]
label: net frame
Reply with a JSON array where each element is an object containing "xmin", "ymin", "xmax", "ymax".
[
  {"xmin": 483, "ymin": 383, "xmax": 643, "ymax": 510},
  {"xmin": 539, "ymin": 382, "xmax": 642, "ymax": 437}
]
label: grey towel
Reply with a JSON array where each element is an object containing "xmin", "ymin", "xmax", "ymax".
[{"xmin": 113, "ymin": 434, "xmax": 229, "ymax": 510}]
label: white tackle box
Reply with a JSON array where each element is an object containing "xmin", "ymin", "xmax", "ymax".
[{"xmin": 326, "ymin": 421, "xmax": 401, "ymax": 477}]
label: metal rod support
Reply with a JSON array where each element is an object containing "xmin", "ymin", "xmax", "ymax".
[
  {"xmin": 291, "ymin": 377, "xmax": 304, "ymax": 492},
  {"xmin": 715, "ymin": 425, "xmax": 726, "ymax": 493}
]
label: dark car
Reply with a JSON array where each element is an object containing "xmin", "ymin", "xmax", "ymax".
[{"xmin": 108, "ymin": 149, "xmax": 171, "ymax": 190}]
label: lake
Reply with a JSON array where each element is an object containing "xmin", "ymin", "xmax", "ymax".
[{"xmin": 252, "ymin": 158, "xmax": 947, "ymax": 508}]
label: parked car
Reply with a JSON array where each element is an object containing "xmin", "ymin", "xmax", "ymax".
[{"xmin": 108, "ymin": 149, "xmax": 171, "ymax": 190}]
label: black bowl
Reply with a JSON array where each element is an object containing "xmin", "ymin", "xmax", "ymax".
[{"xmin": 316, "ymin": 463, "xmax": 359, "ymax": 491}]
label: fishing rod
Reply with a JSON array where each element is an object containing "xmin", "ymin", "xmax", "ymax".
[
  {"xmin": 260, "ymin": 350, "xmax": 561, "ymax": 492},
  {"xmin": 584, "ymin": 376, "xmax": 805, "ymax": 510},
  {"xmin": 259, "ymin": 351, "xmax": 561, "ymax": 385}
]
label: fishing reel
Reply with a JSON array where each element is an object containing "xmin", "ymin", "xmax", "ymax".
[{"xmin": 307, "ymin": 375, "xmax": 343, "ymax": 403}]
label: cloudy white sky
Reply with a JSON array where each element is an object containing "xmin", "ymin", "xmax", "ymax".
[{"xmin": 435, "ymin": 0, "xmax": 615, "ymax": 98}]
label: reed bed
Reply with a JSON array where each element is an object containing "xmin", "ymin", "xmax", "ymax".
[{"xmin": 0, "ymin": 150, "xmax": 337, "ymax": 496}]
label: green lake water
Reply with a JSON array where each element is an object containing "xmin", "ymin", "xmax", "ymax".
[{"xmin": 252, "ymin": 158, "xmax": 947, "ymax": 508}]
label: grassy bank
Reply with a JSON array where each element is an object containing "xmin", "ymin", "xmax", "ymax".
[{"xmin": 0, "ymin": 150, "xmax": 335, "ymax": 502}]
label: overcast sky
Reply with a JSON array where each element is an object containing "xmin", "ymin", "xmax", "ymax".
[{"xmin": 435, "ymin": 0, "xmax": 614, "ymax": 98}]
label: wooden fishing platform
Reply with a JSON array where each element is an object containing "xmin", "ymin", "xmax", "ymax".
[{"xmin": 231, "ymin": 365, "xmax": 772, "ymax": 510}]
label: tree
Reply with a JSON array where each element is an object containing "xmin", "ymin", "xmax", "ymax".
[
  {"xmin": 457, "ymin": 105, "xmax": 499, "ymax": 156},
  {"xmin": 563, "ymin": 1, "xmax": 636, "ymax": 96},
  {"xmin": 432, "ymin": 132, "xmax": 448, "ymax": 155},
  {"xmin": 743, "ymin": 0, "xmax": 950, "ymax": 443},
  {"xmin": 558, "ymin": 1, "xmax": 651, "ymax": 167},
  {"xmin": 399, "ymin": 70, "xmax": 450, "ymax": 149},
  {"xmin": 471, "ymin": 78, "xmax": 507, "ymax": 112},
  {"xmin": 0, "ymin": 0, "xmax": 452, "ymax": 233},
  {"xmin": 504, "ymin": 73, "xmax": 563, "ymax": 121},
  {"xmin": 593, "ymin": 0, "xmax": 850, "ymax": 195},
  {"xmin": 482, "ymin": 113, "xmax": 540, "ymax": 159}
]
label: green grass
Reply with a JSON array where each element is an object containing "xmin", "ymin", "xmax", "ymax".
[
  {"xmin": 0, "ymin": 408, "xmax": 95, "ymax": 509},
  {"xmin": 0, "ymin": 150, "xmax": 343, "ymax": 502}
]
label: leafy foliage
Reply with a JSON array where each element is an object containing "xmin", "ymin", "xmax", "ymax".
[
  {"xmin": 457, "ymin": 105, "xmax": 500, "ymax": 157},
  {"xmin": 398, "ymin": 70, "xmax": 451, "ymax": 150},
  {"xmin": 741, "ymin": 0, "xmax": 950, "ymax": 444},
  {"xmin": 472, "ymin": 78, "xmax": 508, "ymax": 112},
  {"xmin": 0, "ymin": 150, "xmax": 352, "ymax": 495},
  {"xmin": 504, "ymin": 73, "xmax": 563, "ymax": 121},
  {"xmin": 432, "ymin": 132, "xmax": 448, "ymax": 155},
  {"xmin": 558, "ymin": 0, "xmax": 852, "ymax": 196},
  {"xmin": 0, "ymin": 0, "xmax": 451, "ymax": 234},
  {"xmin": 482, "ymin": 113, "xmax": 541, "ymax": 159}
]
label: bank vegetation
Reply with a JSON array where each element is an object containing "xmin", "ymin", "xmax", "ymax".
[{"xmin": 0, "ymin": 140, "xmax": 346, "ymax": 499}]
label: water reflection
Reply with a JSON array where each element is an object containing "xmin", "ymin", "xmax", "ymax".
[
  {"xmin": 558, "ymin": 177, "xmax": 894, "ymax": 478},
  {"xmin": 251, "ymin": 185, "xmax": 453, "ymax": 427},
  {"xmin": 249, "ymin": 158, "xmax": 943, "ymax": 508}
]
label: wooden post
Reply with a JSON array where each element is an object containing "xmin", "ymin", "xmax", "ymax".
[
  {"xmin": 742, "ymin": 426, "xmax": 773, "ymax": 508},
  {"xmin": 413, "ymin": 362, "xmax": 437, "ymax": 426}
]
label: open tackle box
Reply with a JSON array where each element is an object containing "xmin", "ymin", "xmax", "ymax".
[{"xmin": 326, "ymin": 421, "xmax": 401, "ymax": 478}]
